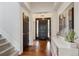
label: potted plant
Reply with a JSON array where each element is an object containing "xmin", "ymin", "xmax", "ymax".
[{"xmin": 65, "ymin": 30, "xmax": 77, "ymax": 48}]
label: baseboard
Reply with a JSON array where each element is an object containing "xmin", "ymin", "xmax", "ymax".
[{"xmin": 18, "ymin": 50, "xmax": 23, "ymax": 55}]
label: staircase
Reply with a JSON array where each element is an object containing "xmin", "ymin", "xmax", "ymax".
[{"xmin": 0, "ymin": 34, "xmax": 18, "ymax": 56}]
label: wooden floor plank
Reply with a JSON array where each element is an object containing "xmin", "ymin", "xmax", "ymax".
[{"xmin": 21, "ymin": 40, "xmax": 51, "ymax": 56}]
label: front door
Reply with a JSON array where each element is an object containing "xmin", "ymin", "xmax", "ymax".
[
  {"xmin": 39, "ymin": 19, "xmax": 48, "ymax": 39},
  {"xmin": 35, "ymin": 18, "xmax": 51, "ymax": 40}
]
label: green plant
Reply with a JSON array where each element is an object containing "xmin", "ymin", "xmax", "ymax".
[{"xmin": 65, "ymin": 30, "xmax": 76, "ymax": 43}]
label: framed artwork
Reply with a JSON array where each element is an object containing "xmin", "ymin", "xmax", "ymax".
[
  {"xmin": 68, "ymin": 7, "xmax": 74, "ymax": 30},
  {"xmin": 59, "ymin": 14, "xmax": 66, "ymax": 33}
]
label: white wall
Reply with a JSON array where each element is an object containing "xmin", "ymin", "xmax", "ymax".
[
  {"xmin": 29, "ymin": 13, "xmax": 34, "ymax": 45},
  {"xmin": 0, "ymin": 2, "xmax": 21, "ymax": 52},
  {"xmin": 74, "ymin": 2, "xmax": 79, "ymax": 37},
  {"xmin": 0, "ymin": 4, "xmax": 3, "ymax": 33},
  {"xmin": 51, "ymin": 12, "xmax": 59, "ymax": 37}
]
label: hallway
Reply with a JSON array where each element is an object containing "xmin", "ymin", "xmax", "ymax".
[
  {"xmin": 21, "ymin": 40, "xmax": 51, "ymax": 56},
  {"xmin": 0, "ymin": 2, "xmax": 78, "ymax": 56}
]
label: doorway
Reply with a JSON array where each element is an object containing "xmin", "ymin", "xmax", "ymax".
[
  {"xmin": 35, "ymin": 18, "xmax": 51, "ymax": 40},
  {"xmin": 23, "ymin": 13, "xmax": 29, "ymax": 50}
]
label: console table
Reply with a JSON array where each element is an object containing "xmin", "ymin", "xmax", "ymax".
[{"xmin": 51, "ymin": 36, "xmax": 79, "ymax": 56}]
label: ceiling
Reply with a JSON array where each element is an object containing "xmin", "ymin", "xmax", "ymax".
[{"xmin": 28, "ymin": 2, "xmax": 63, "ymax": 13}]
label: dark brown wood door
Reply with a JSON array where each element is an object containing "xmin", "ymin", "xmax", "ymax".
[{"xmin": 23, "ymin": 13, "xmax": 29, "ymax": 49}]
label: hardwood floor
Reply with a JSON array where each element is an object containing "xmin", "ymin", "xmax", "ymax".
[{"xmin": 21, "ymin": 40, "xmax": 51, "ymax": 56}]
